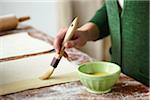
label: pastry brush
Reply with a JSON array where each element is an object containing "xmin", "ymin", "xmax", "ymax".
[{"xmin": 39, "ymin": 17, "xmax": 79, "ymax": 80}]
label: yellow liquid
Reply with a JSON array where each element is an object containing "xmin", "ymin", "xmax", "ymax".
[{"xmin": 90, "ymin": 72, "xmax": 108, "ymax": 76}]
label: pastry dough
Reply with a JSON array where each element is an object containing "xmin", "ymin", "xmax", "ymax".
[
  {"xmin": 0, "ymin": 32, "xmax": 53, "ymax": 59},
  {"xmin": 0, "ymin": 32, "xmax": 79, "ymax": 95},
  {"xmin": 0, "ymin": 53, "xmax": 79, "ymax": 95}
]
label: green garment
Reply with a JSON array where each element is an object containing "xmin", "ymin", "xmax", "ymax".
[{"xmin": 90, "ymin": 0, "xmax": 149, "ymax": 86}]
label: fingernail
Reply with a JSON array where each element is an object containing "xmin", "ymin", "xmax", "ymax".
[
  {"xmin": 55, "ymin": 49, "xmax": 59, "ymax": 53},
  {"xmin": 64, "ymin": 43, "xmax": 68, "ymax": 47},
  {"xmin": 67, "ymin": 42, "xmax": 72, "ymax": 48}
]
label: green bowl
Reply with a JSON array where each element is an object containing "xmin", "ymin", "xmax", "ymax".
[{"xmin": 78, "ymin": 61, "xmax": 121, "ymax": 94}]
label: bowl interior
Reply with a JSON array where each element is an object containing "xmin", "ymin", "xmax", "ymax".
[{"xmin": 78, "ymin": 62, "xmax": 120, "ymax": 76}]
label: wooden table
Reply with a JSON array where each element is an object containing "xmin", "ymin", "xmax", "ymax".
[{"xmin": 0, "ymin": 25, "xmax": 149, "ymax": 100}]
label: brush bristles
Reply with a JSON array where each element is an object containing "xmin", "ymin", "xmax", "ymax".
[
  {"xmin": 39, "ymin": 68, "xmax": 54, "ymax": 80},
  {"xmin": 38, "ymin": 55, "xmax": 61, "ymax": 80}
]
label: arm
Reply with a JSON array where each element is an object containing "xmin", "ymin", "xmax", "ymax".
[{"xmin": 54, "ymin": 4, "xmax": 109, "ymax": 53}]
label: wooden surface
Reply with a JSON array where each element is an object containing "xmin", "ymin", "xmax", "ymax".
[{"xmin": 0, "ymin": 25, "xmax": 149, "ymax": 100}]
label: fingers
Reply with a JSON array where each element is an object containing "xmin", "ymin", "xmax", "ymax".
[
  {"xmin": 54, "ymin": 28, "xmax": 87, "ymax": 54},
  {"xmin": 64, "ymin": 40, "xmax": 76, "ymax": 48},
  {"xmin": 64, "ymin": 38, "xmax": 81, "ymax": 48},
  {"xmin": 54, "ymin": 28, "xmax": 67, "ymax": 53}
]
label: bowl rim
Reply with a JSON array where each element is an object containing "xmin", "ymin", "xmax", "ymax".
[{"xmin": 77, "ymin": 61, "xmax": 121, "ymax": 78}]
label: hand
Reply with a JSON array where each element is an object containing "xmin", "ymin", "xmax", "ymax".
[
  {"xmin": 54, "ymin": 22, "xmax": 100, "ymax": 54},
  {"xmin": 54, "ymin": 28, "xmax": 88, "ymax": 54}
]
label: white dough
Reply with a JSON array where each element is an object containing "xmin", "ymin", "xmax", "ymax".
[
  {"xmin": 0, "ymin": 32, "xmax": 53, "ymax": 59},
  {"xmin": 0, "ymin": 53, "xmax": 78, "ymax": 95},
  {"xmin": 0, "ymin": 32, "xmax": 79, "ymax": 95}
]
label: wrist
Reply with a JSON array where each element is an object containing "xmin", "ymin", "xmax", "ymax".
[{"xmin": 79, "ymin": 23, "xmax": 100, "ymax": 41}]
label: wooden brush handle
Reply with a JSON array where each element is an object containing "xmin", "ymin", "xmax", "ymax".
[
  {"xmin": 51, "ymin": 17, "xmax": 79, "ymax": 68},
  {"xmin": 59, "ymin": 17, "xmax": 79, "ymax": 57}
]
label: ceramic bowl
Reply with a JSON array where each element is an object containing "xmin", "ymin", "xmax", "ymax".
[{"xmin": 78, "ymin": 61, "xmax": 121, "ymax": 94}]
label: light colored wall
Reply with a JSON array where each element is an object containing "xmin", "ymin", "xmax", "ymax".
[
  {"xmin": 71, "ymin": 0, "xmax": 106, "ymax": 60},
  {"xmin": 0, "ymin": 1, "xmax": 59, "ymax": 37}
]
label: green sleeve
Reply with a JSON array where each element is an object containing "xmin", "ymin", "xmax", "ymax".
[{"xmin": 89, "ymin": 4, "xmax": 110, "ymax": 39}]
